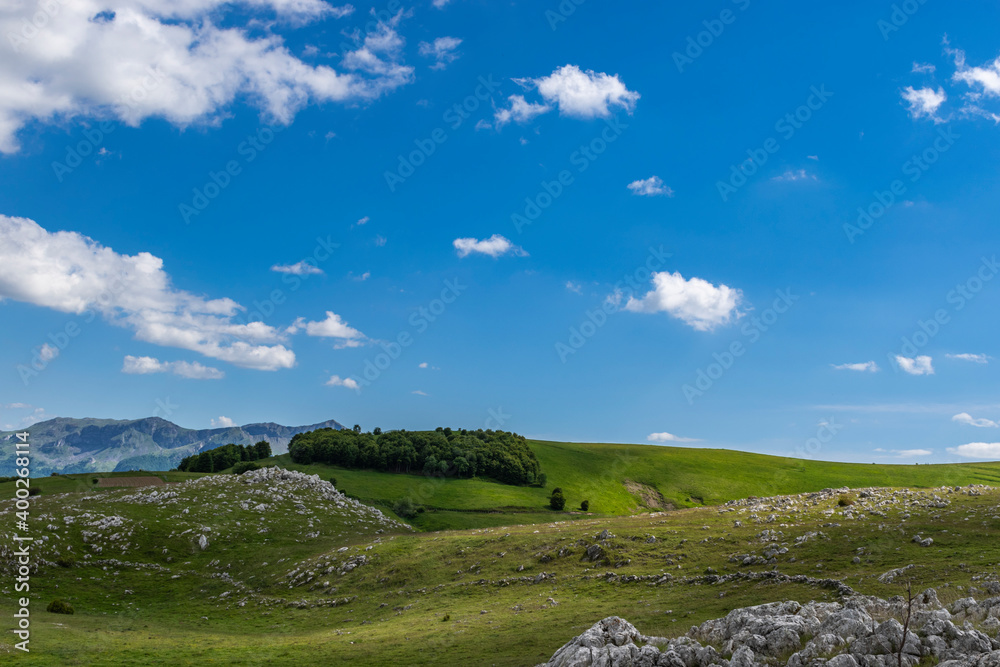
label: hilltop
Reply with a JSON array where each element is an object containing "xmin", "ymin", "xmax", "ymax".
[{"xmin": 0, "ymin": 416, "xmax": 344, "ymax": 476}]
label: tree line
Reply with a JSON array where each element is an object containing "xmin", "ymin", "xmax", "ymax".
[
  {"xmin": 176, "ymin": 441, "xmax": 272, "ymax": 473},
  {"xmin": 288, "ymin": 427, "xmax": 544, "ymax": 486}
]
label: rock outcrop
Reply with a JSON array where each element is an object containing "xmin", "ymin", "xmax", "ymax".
[{"xmin": 540, "ymin": 590, "xmax": 1000, "ymax": 667}]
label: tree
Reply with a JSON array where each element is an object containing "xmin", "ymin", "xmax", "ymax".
[
  {"xmin": 254, "ymin": 440, "xmax": 272, "ymax": 459},
  {"xmin": 536, "ymin": 472, "xmax": 548, "ymax": 488},
  {"xmin": 231, "ymin": 461, "xmax": 260, "ymax": 475},
  {"xmin": 549, "ymin": 487, "xmax": 566, "ymax": 511},
  {"xmin": 580, "ymin": 500, "xmax": 590, "ymax": 511},
  {"xmin": 353, "ymin": 424, "xmax": 362, "ymax": 433},
  {"xmin": 373, "ymin": 427, "xmax": 382, "ymax": 435}
]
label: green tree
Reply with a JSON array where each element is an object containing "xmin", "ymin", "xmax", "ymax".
[
  {"xmin": 254, "ymin": 440, "xmax": 272, "ymax": 459},
  {"xmin": 353, "ymin": 424, "xmax": 362, "ymax": 433},
  {"xmin": 580, "ymin": 500, "xmax": 590, "ymax": 511},
  {"xmin": 549, "ymin": 487, "xmax": 566, "ymax": 511}
]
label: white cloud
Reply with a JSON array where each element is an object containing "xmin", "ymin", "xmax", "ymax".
[
  {"xmin": 946, "ymin": 353, "xmax": 990, "ymax": 364},
  {"xmin": 647, "ymin": 432, "xmax": 700, "ymax": 443},
  {"xmin": 412, "ymin": 390, "xmax": 428, "ymax": 396},
  {"xmin": 0, "ymin": 215, "xmax": 295, "ymax": 370},
  {"xmin": 453, "ymin": 234, "xmax": 527, "ymax": 258},
  {"xmin": 0, "ymin": 1, "xmax": 413, "ymax": 153},
  {"xmin": 122, "ymin": 354, "xmax": 225, "ymax": 379},
  {"xmin": 326, "ymin": 374, "xmax": 359, "ymax": 391},
  {"xmin": 951, "ymin": 412, "xmax": 998, "ymax": 428},
  {"xmin": 831, "ymin": 361, "xmax": 879, "ymax": 372},
  {"xmin": 375, "ymin": 234, "xmax": 387, "ymax": 247},
  {"xmin": 951, "ymin": 49, "xmax": 1000, "ymax": 97},
  {"xmin": 874, "ymin": 447, "xmax": 933, "ymax": 458},
  {"xmin": 565, "ymin": 281, "xmax": 583, "ymax": 294},
  {"xmin": 528, "ymin": 65, "xmax": 639, "ymax": 119},
  {"xmin": 895, "ymin": 355, "xmax": 934, "ymax": 375},
  {"xmin": 302, "ymin": 311, "xmax": 366, "ymax": 348},
  {"xmin": 38, "ymin": 343, "xmax": 59, "ymax": 362},
  {"xmin": 947, "ymin": 442, "xmax": 1000, "ymax": 459},
  {"xmin": 418, "ymin": 36, "xmax": 462, "ymax": 70},
  {"xmin": 418, "ymin": 362, "xmax": 439, "ymax": 370},
  {"xmin": 912, "ymin": 62, "xmax": 936, "ymax": 74},
  {"xmin": 494, "ymin": 95, "xmax": 551, "ymax": 127},
  {"xmin": 623, "ymin": 272, "xmax": 743, "ymax": 332},
  {"xmin": 210, "ymin": 415, "xmax": 236, "ymax": 428},
  {"xmin": 350, "ymin": 271, "xmax": 370, "ymax": 281},
  {"xmin": 354, "ymin": 216, "xmax": 370, "ymax": 226},
  {"xmin": 432, "ymin": 0, "xmax": 452, "ymax": 7},
  {"xmin": 772, "ymin": 169, "xmax": 817, "ymax": 182},
  {"xmin": 627, "ymin": 176, "xmax": 673, "ymax": 197},
  {"xmin": 901, "ymin": 86, "xmax": 947, "ymax": 122},
  {"xmin": 271, "ymin": 260, "xmax": 323, "ymax": 276}
]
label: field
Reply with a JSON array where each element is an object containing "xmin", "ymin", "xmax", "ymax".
[{"xmin": 1, "ymin": 440, "xmax": 999, "ymax": 665}]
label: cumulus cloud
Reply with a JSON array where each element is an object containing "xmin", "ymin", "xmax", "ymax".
[
  {"xmin": 772, "ymin": 169, "xmax": 817, "ymax": 182},
  {"xmin": 627, "ymin": 176, "xmax": 673, "ymax": 197},
  {"xmin": 647, "ymin": 432, "xmax": 700, "ymax": 443},
  {"xmin": 493, "ymin": 95, "xmax": 551, "ymax": 127},
  {"xmin": 301, "ymin": 311, "xmax": 366, "ymax": 348},
  {"xmin": 271, "ymin": 260, "xmax": 323, "ymax": 276},
  {"xmin": 122, "ymin": 354, "xmax": 224, "ymax": 379},
  {"xmin": 951, "ymin": 412, "xmax": 998, "ymax": 428},
  {"xmin": 38, "ymin": 343, "xmax": 59, "ymax": 362},
  {"xmin": 901, "ymin": 86, "xmax": 947, "ymax": 122},
  {"xmin": 493, "ymin": 65, "xmax": 638, "ymax": 125},
  {"xmin": 0, "ymin": 1, "xmax": 412, "ymax": 153},
  {"xmin": 895, "ymin": 355, "xmax": 934, "ymax": 375},
  {"xmin": 946, "ymin": 353, "xmax": 990, "ymax": 364},
  {"xmin": 326, "ymin": 374, "xmax": 359, "ymax": 391},
  {"xmin": 210, "ymin": 415, "xmax": 236, "ymax": 428},
  {"xmin": 947, "ymin": 442, "xmax": 1000, "ymax": 459},
  {"xmin": 623, "ymin": 272, "xmax": 743, "ymax": 332},
  {"xmin": 0, "ymin": 215, "xmax": 295, "ymax": 370},
  {"xmin": 453, "ymin": 234, "xmax": 527, "ymax": 258},
  {"xmin": 418, "ymin": 36, "xmax": 462, "ymax": 70},
  {"xmin": 565, "ymin": 281, "xmax": 583, "ymax": 294},
  {"xmin": 832, "ymin": 361, "xmax": 879, "ymax": 372}
]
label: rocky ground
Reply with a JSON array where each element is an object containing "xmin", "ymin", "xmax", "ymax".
[{"xmin": 542, "ymin": 589, "xmax": 1000, "ymax": 667}]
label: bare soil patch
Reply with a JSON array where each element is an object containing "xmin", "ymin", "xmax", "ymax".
[{"xmin": 623, "ymin": 479, "xmax": 674, "ymax": 510}]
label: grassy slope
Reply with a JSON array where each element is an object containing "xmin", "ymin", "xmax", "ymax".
[
  {"xmin": 241, "ymin": 439, "xmax": 1000, "ymax": 530},
  {"xmin": 2, "ymin": 479, "xmax": 999, "ymax": 665}
]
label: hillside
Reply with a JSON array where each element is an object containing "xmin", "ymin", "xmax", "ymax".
[
  {"xmin": 0, "ymin": 416, "xmax": 345, "ymax": 476},
  {"xmin": 253, "ymin": 439, "xmax": 1000, "ymax": 531},
  {"xmin": 1, "ymin": 470, "xmax": 998, "ymax": 664}
]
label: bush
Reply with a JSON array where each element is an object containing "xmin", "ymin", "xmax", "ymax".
[
  {"xmin": 549, "ymin": 487, "xmax": 566, "ymax": 511},
  {"xmin": 28, "ymin": 486, "xmax": 41, "ymax": 496},
  {"xmin": 92, "ymin": 478, "xmax": 99, "ymax": 484},
  {"xmin": 441, "ymin": 614, "xmax": 450, "ymax": 622},
  {"xmin": 536, "ymin": 472, "xmax": 548, "ymax": 488},
  {"xmin": 231, "ymin": 461, "xmax": 261, "ymax": 475},
  {"xmin": 393, "ymin": 498, "xmax": 422, "ymax": 519},
  {"xmin": 46, "ymin": 599, "xmax": 74, "ymax": 614},
  {"xmin": 580, "ymin": 500, "xmax": 590, "ymax": 511},
  {"xmin": 55, "ymin": 557, "xmax": 76, "ymax": 568},
  {"xmin": 838, "ymin": 495, "xmax": 855, "ymax": 507},
  {"xmin": 329, "ymin": 477, "xmax": 337, "ymax": 487}
]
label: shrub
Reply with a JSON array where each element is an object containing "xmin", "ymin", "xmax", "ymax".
[
  {"xmin": 55, "ymin": 557, "xmax": 76, "ymax": 568},
  {"xmin": 393, "ymin": 498, "xmax": 422, "ymax": 519},
  {"xmin": 329, "ymin": 477, "xmax": 337, "ymax": 487},
  {"xmin": 549, "ymin": 488, "xmax": 566, "ymax": 511},
  {"xmin": 536, "ymin": 472, "xmax": 548, "ymax": 488},
  {"xmin": 28, "ymin": 486, "xmax": 41, "ymax": 496},
  {"xmin": 580, "ymin": 500, "xmax": 590, "ymax": 511},
  {"xmin": 838, "ymin": 495, "xmax": 855, "ymax": 507},
  {"xmin": 46, "ymin": 599, "xmax": 74, "ymax": 614},
  {"xmin": 231, "ymin": 461, "xmax": 261, "ymax": 475},
  {"xmin": 92, "ymin": 478, "xmax": 99, "ymax": 484},
  {"xmin": 441, "ymin": 614, "xmax": 450, "ymax": 622}
]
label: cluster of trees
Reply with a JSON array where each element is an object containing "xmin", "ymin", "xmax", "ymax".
[
  {"xmin": 288, "ymin": 427, "xmax": 543, "ymax": 486},
  {"xmin": 176, "ymin": 440, "xmax": 272, "ymax": 473}
]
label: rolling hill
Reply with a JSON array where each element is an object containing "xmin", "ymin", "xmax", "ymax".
[{"xmin": 0, "ymin": 416, "xmax": 344, "ymax": 476}]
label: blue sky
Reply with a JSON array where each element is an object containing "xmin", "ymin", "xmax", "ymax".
[{"xmin": 3, "ymin": 0, "xmax": 1000, "ymax": 464}]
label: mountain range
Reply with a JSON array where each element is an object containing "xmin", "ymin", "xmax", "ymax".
[{"xmin": 0, "ymin": 416, "xmax": 344, "ymax": 476}]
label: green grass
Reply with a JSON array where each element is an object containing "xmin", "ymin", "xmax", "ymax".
[{"xmin": 237, "ymin": 439, "xmax": 1000, "ymax": 530}]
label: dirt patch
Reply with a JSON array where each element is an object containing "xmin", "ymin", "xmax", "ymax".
[
  {"xmin": 623, "ymin": 479, "xmax": 674, "ymax": 510},
  {"xmin": 97, "ymin": 477, "xmax": 165, "ymax": 488}
]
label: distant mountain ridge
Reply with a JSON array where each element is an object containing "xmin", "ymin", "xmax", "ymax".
[{"xmin": 0, "ymin": 416, "xmax": 345, "ymax": 476}]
